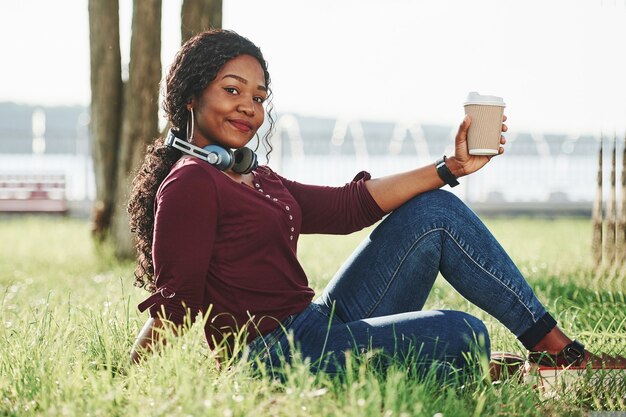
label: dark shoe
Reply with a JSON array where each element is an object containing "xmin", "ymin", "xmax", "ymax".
[
  {"xmin": 528, "ymin": 340, "xmax": 626, "ymax": 370},
  {"xmin": 524, "ymin": 340, "xmax": 626, "ymax": 397}
]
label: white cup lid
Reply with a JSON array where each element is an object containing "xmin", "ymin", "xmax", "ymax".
[{"xmin": 464, "ymin": 91, "xmax": 505, "ymax": 106}]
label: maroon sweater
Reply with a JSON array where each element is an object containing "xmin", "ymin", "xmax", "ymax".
[{"xmin": 138, "ymin": 157, "xmax": 385, "ymax": 349}]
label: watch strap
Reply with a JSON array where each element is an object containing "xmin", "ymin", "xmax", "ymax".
[{"xmin": 435, "ymin": 156, "xmax": 459, "ymax": 188}]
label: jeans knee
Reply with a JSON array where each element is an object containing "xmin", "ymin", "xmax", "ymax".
[
  {"xmin": 459, "ymin": 313, "xmax": 491, "ymax": 357},
  {"xmin": 415, "ymin": 189, "xmax": 464, "ymax": 211},
  {"xmin": 393, "ymin": 189, "xmax": 470, "ymax": 229}
]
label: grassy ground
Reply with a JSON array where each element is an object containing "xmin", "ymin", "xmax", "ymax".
[{"xmin": 0, "ymin": 215, "xmax": 624, "ymax": 416}]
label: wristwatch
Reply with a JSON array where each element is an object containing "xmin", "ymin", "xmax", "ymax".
[{"xmin": 435, "ymin": 156, "xmax": 459, "ymax": 188}]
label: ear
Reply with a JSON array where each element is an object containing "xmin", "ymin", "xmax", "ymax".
[{"xmin": 186, "ymin": 97, "xmax": 196, "ymax": 111}]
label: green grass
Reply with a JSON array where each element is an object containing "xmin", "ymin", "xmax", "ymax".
[{"xmin": 0, "ymin": 215, "xmax": 624, "ymax": 416}]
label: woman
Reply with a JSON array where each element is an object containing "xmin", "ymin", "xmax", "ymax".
[{"xmin": 128, "ymin": 29, "xmax": 607, "ymax": 378}]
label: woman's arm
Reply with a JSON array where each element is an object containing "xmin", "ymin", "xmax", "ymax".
[
  {"xmin": 131, "ymin": 317, "xmax": 165, "ymax": 363},
  {"xmin": 365, "ymin": 115, "xmax": 507, "ymax": 212},
  {"xmin": 131, "ymin": 162, "xmax": 218, "ymax": 363},
  {"xmin": 130, "ymin": 317, "xmax": 186, "ymax": 363}
]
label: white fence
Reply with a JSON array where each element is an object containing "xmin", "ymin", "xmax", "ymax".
[
  {"xmin": 269, "ymin": 115, "xmax": 618, "ymax": 213},
  {"xmin": 1, "ymin": 110, "xmax": 622, "ymax": 215}
]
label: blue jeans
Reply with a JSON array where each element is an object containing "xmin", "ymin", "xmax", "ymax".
[{"xmin": 247, "ymin": 190, "xmax": 556, "ymax": 376}]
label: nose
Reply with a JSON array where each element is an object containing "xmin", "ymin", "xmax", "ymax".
[{"xmin": 237, "ymin": 97, "xmax": 255, "ymax": 117}]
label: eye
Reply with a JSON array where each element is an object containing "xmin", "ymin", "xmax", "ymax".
[
  {"xmin": 253, "ymin": 96, "xmax": 266, "ymax": 104},
  {"xmin": 224, "ymin": 87, "xmax": 239, "ymax": 95}
]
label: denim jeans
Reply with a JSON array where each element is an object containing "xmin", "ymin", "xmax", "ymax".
[{"xmin": 247, "ymin": 190, "xmax": 555, "ymax": 376}]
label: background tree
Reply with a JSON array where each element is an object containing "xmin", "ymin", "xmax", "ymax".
[
  {"xmin": 181, "ymin": 0, "xmax": 221, "ymax": 43},
  {"xmin": 89, "ymin": 0, "xmax": 221, "ymax": 258},
  {"xmin": 88, "ymin": 0, "xmax": 122, "ymax": 240},
  {"xmin": 111, "ymin": 0, "xmax": 162, "ymax": 257}
]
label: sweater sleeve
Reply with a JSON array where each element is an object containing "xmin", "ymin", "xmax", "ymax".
[
  {"xmin": 137, "ymin": 163, "xmax": 217, "ymax": 326},
  {"xmin": 275, "ymin": 170, "xmax": 386, "ymax": 234}
]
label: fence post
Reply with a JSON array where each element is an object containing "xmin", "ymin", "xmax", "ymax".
[
  {"xmin": 591, "ymin": 135, "xmax": 603, "ymax": 268},
  {"xmin": 604, "ymin": 136, "xmax": 617, "ymax": 267}
]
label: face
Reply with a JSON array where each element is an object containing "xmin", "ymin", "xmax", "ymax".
[{"xmin": 190, "ymin": 54, "xmax": 267, "ymax": 149}]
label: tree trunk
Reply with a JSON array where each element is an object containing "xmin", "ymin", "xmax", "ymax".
[
  {"xmin": 111, "ymin": 0, "xmax": 162, "ymax": 258},
  {"xmin": 181, "ymin": 0, "xmax": 221, "ymax": 44},
  {"xmin": 88, "ymin": 0, "xmax": 123, "ymax": 239},
  {"xmin": 209, "ymin": 0, "xmax": 223, "ymax": 31},
  {"xmin": 89, "ymin": 0, "xmax": 221, "ymax": 259}
]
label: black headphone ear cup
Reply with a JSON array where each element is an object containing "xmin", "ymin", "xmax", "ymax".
[{"xmin": 232, "ymin": 148, "xmax": 258, "ymax": 174}]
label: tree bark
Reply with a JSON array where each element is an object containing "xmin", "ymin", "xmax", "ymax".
[
  {"xmin": 89, "ymin": 0, "xmax": 221, "ymax": 258},
  {"xmin": 181, "ymin": 0, "xmax": 221, "ymax": 44},
  {"xmin": 209, "ymin": 0, "xmax": 223, "ymax": 31},
  {"xmin": 88, "ymin": 0, "xmax": 123, "ymax": 239},
  {"xmin": 111, "ymin": 0, "xmax": 162, "ymax": 258}
]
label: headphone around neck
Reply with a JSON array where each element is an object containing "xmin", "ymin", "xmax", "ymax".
[{"xmin": 165, "ymin": 129, "xmax": 258, "ymax": 174}]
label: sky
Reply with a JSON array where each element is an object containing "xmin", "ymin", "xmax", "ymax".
[{"xmin": 0, "ymin": 0, "xmax": 625, "ymax": 135}]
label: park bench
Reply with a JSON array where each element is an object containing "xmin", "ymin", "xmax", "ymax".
[{"xmin": 0, "ymin": 173, "xmax": 68, "ymax": 214}]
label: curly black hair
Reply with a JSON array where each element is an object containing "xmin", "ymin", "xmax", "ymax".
[{"xmin": 128, "ymin": 29, "xmax": 275, "ymax": 291}]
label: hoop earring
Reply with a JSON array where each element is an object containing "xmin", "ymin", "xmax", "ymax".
[{"xmin": 186, "ymin": 109, "xmax": 195, "ymax": 142}]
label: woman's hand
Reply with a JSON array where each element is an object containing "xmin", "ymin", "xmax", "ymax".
[
  {"xmin": 447, "ymin": 115, "xmax": 508, "ymax": 178},
  {"xmin": 364, "ymin": 113, "xmax": 507, "ymax": 212},
  {"xmin": 130, "ymin": 317, "xmax": 172, "ymax": 364}
]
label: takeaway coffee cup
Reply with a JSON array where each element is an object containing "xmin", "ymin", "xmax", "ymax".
[{"xmin": 464, "ymin": 92, "xmax": 506, "ymax": 155}]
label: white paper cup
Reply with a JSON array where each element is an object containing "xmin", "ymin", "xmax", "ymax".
[{"xmin": 464, "ymin": 92, "xmax": 506, "ymax": 156}]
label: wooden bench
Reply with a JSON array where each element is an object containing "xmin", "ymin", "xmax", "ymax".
[{"xmin": 0, "ymin": 173, "xmax": 68, "ymax": 214}]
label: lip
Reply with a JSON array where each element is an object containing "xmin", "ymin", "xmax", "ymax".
[{"xmin": 228, "ymin": 119, "xmax": 253, "ymax": 133}]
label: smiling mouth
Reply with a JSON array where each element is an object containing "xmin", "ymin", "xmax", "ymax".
[{"xmin": 228, "ymin": 119, "xmax": 253, "ymax": 133}]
